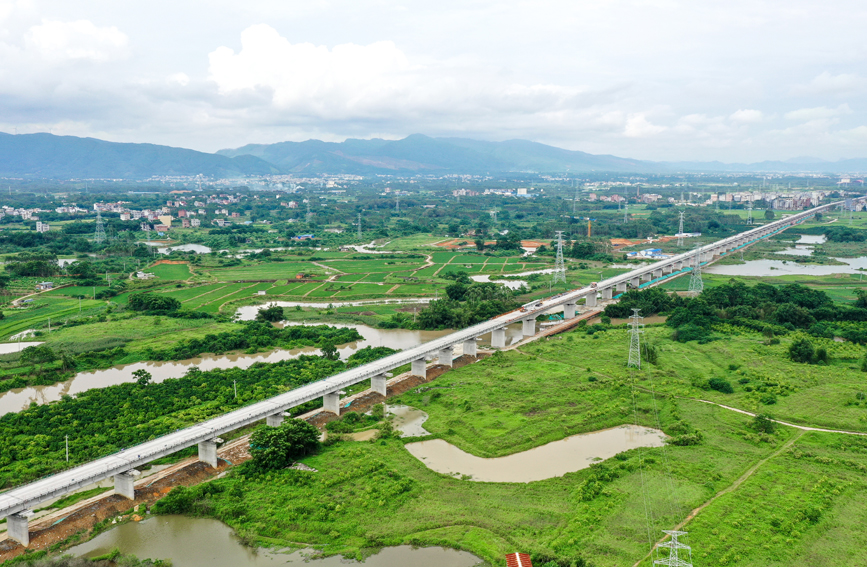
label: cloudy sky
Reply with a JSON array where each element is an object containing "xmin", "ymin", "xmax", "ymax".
[{"xmin": 1, "ymin": 0, "xmax": 865, "ymax": 162}]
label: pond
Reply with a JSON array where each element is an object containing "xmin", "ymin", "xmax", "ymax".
[
  {"xmin": 234, "ymin": 298, "xmax": 433, "ymax": 316},
  {"xmin": 387, "ymin": 404, "xmax": 430, "ymax": 437},
  {"xmin": 0, "ymin": 341, "xmax": 43, "ymax": 354},
  {"xmin": 405, "ymin": 425, "xmax": 666, "ymax": 482},
  {"xmin": 67, "ymin": 516, "xmax": 483, "ymax": 567},
  {"xmin": 157, "ymin": 243, "xmax": 213, "ymax": 255},
  {"xmin": 706, "ymin": 256, "xmax": 867, "ymax": 277}
]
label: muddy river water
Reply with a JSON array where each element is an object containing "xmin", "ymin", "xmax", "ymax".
[
  {"xmin": 67, "ymin": 516, "xmax": 483, "ymax": 567},
  {"xmin": 0, "ymin": 322, "xmax": 524, "ymax": 416}
]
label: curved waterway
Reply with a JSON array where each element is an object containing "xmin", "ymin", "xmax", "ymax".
[
  {"xmin": 0, "ymin": 322, "xmax": 524, "ymax": 416},
  {"xmin": 67, "ymin": 516, "xmax": 483, "ymax": 567},
  {"xmin": 405, "ymin": 424, "xmax": 666, "ymax": 482}
]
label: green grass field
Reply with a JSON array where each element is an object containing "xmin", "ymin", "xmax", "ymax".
[
  {"xmin": 0, "ymin": 296, "xmax": 105, "ymax": 340},
  {"xmin": 148, "ymin": 263, "xmax": 192, "ymax": 280}
]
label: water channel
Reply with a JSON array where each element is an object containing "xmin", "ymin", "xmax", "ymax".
[
  {"xmin": 0, "ymin": 322, "xmax": 524, "ymax": 416},
  {"xmin": 66, "ymin": 516, "xmax": 483, "ymax": 567},
  {"xmin": 405, "ymin": 425, "xmax": 666, "ymax": 482}
]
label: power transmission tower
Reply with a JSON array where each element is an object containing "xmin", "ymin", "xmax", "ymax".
[
  {"xmin": 677, "ymin": 211, "xmax": 685, "ymax": 247},
  {"xmin": 357, "ymin": 212, "xmax": 362, "ymax": 240},
  {"xmin": 746, "ymin": 201, "xmax": 753, "ymax": 225},
  {"xmin": 627, "ymin": 308, "xmax": 644, "ymax": 369},
  {"xmin": 552, "ymin": 231, "xmax": 566, "ymax": 285},
  {"xmin": 94, "ymin": 210, "xmax": 106, "ymax": 245},
  {"xmin": 653, "ymin": 530, "xmax": 693, "ymax": 567},
  {"xmin": 688, "ymin": 246, "xmax": 704, "ymax": 296},
  {"xmin": 624, "ymin": 203, "xmax": 629, "ymax": 223},
  {"xmin": 306, "ymin": 200, "xmax": 312, "ymax": 223},
  {"xmin": 573, "ymin": 184, "xmax": 579, "ymax": 215},
  {"xmin": 395, "ymin": 195, "xmax": 400, "ymax": 213}
]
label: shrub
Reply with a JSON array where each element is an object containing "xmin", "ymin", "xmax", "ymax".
[
  {"xmin": 752, "ymin": 413, "xmax": 776, "ymax": 434},
  {"xmin": 708, "ymin": 377, "xmax": 734, "ymax": 394},
  {"xmin": 788, "ymin": 338, "xmax": 815, "ymax": 363},
  {"xmin": 249, "ymin": 420, "xmax": 320, "ymax": 471}
]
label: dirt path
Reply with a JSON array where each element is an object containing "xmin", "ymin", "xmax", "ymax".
[
  {"xmin": 181, "ymin": 284, "xmax": 228, "ymax": 304},
  {"xmin": 385, "ymin": 285, "xmax": 400, "ymax": 295},
  {"xmin": 432, "ymin": 255, "xmax": 456, "ymax": 277},
  {"xmin": 692, "ymin": 399, "xmax": 867, "ymax": 437},
  {"xmin": 302, "ymin": 282, "xmax": 326, "ymax": 297},
  {"xmin": 631, "ymin": 429, "xmax": 807, "ymax": 567}
]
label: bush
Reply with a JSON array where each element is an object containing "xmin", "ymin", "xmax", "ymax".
[
  {"xmin": 788, "ymin": 338, "xmax": 815, "ymax": 363},
  {"xmin": 249, "ymin": 420, "xmax": 321, "ymax": 471},
  {"xmin": 673, "ymin": 323, "xmax": 711, "ymax": 343},
  {"xmin": 752, "ymin": 413, "xmax": 776, "ymax": 434},
  {"xmin": 708, "ymin": 377, "xmax": 734, "ymax": 394},
  {"xmin": 127, "ymin": 292, "xmax": 181, "ymax": 312}
]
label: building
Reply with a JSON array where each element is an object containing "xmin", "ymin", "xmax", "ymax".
[
  {"xmin": 190, "ymin": 218, "xmax": 201, "ymax": 227},
  {"xmin": 35, "ymin": 221, "xmax": 49, "ymax": 233},
  {"xmin": 35, "ymin": 281, "xmax": 54, "ymax": 291},
  {"xmin": 136, "ymin": 271, "xmax": 156, "ymax": 280},
  {"xmin": 120, "ymin": 212, "xmax": 131, "ymax": 221},
  {"xmin": 154, "ymin": 224, "xmax": 170, "ymax": 231},
  {"xmin": 182, "ymin": 218, "xmax": 191, "ymax": 228},
  {"xmin": 177, "ymin": 210, "xmax": 188, "ymax": 218},
  {"xmin": 505, "ymin": 553, "xmax": 533, "ymax": 567},
  {"xmin": 157, "ymin": 215, "xmax": 173, "ymax": 228},
  {"xmin": 231, "ymin": 212, "xmax": 240, "ymax": 218}
]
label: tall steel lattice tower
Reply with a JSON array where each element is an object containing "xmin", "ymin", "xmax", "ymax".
[
  {"xmin": 357, "ymin": 212, "xmax": 362, "ymax": 239},
  {"xmin": 846, "ymin": 198, "xmax": 854, "ymax": 225},
  {"xmin": 94, "ymin": 210, "xmax": 106, "ymax": 245},
  {"xmin": 306, "ymin": 200, "xmax": 312, "ymax": 223},
  {"xmin": 688, "ymin": 246, "xmax": 704, "ymax": 296},
  {"xmin": 653, "ymin": 530, "xmax": 694, "ymax": 567},
  {"xmin": 677, "ymin": 211, "xmax": 685, "ymax": 247},
  {"xmin": 553, "ymin": 231, "xmax": 567, "ymax": 285},
  {"xmin": 623, "ymin": 203, "xmax": 629, "ymax": 223},
  {"xmin": 395, "ymin": 195, "xmax": 400, "ymax": 213},
  {"xmin": 746, "ymin": 201, "xmax": 753, "ymax": 225},
  {"xmin": 627, "ymin": 308, "xmax": 644, "ymax": 369}
]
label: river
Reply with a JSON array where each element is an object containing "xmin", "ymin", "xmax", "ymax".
[
  {"xmin": 66, "ymin": 516, "xmax": 483, "ymax": 567},
  {"xmin": 0, "ymin": 322, "xmax": 524, "ymax": 416}
]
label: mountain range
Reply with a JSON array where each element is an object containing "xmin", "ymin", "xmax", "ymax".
[{"xmin": 1, "ymin": 131, "xmax": 866, "ymax": 179}]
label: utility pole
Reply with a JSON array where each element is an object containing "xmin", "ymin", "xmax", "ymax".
[
  {"xmin": 65, "ymin": 435, "xmax": 69, "ymax": 463},
  {"xmin": 233, "ymin": 380, "xmax": 237, "ymax": 399},
  {"xmin": 357, "ymin": 212, "xmax": 362, "ymax": 240}
]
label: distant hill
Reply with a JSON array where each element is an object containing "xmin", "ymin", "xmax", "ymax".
[
  {"xmin": 2, "ymin": 131, "xmax": 866, "ymax": 178},
  {"xmin": 0, "ymin": 132, "xmax": 278, "ymax": 179},
  {"xmin": 217, "ymin": 134, "xmax": 661, "ymax": 174}
]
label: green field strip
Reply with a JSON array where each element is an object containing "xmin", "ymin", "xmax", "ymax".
[{"xmin": 185, "ymin": 283, "xmax": 252, "ymax": 309}]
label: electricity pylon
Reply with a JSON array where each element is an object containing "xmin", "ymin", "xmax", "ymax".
[
  {"xmin": 553, "ymin": 231, "xmax": 566, "ymax": 285},
  {"xmin": 688, "ymin": 246, "xmax": 704, "ymax": 296},
  {"xmin": 624, "ymin": 203, "xmax": 629, "ymax": 223},
  {"xmin": 746, "ymin": 201, "xmax": 753, "ymax": 225},
  {"xmin": 653, "ymin": 531, "xmax": 694, "ymax": 567},
  {"xmin": 357, "ymin": 212, "xmax": 362, "ymax": 239},
  {"xmin": 677, "ymin": 211, "xmax": 685, "ymax": 247},
  {"xmin": 627, "ymin": 308, "xmax": 644, "ymax": 369},
  {"xmin": 94, "ymin": 210, "xmax": 106, "ymax": 245}
]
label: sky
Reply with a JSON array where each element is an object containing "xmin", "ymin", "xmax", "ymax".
[{"xmin": 1, "ymin": 0, "xmax": 865, "ymax": 162}]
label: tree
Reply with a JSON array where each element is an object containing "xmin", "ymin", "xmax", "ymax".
[
  {"xmin": 788, "ymin": 338, "xmax": 815, "ymax": 363},
  {"xmin": 256, "ymin": 305, "xmax": 285, "ymax": 323},
  {"xmin": 752, "ymin": 413, "xmax": 776, "ymax": 434},
  {"xmin": 320, "ymin": 341, "xmax": 338, "ymax": 360},
  {"xmin": 249, "ymin": 420, "xmax": 320, "ymax": 470},
  {"xmin": 133, "ymin": 369, "xmax": 153, "ymax": 386},
  {"xmin": 474, "ymin": 238, "xmax": 485, "ymax": 251},
  {"xmin": 20, "ymin": 345, "xmax": 57, "ymax": 366},
  {"xmin": 764, "ymin": 209, "xmax": 775, "ymax": 220}
]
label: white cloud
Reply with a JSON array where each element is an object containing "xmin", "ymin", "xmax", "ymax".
[
  {"xmin": 167, "ymin": 72, "xmax": 190, "ymax": 86},
  {"xmin": 624, "ymin": 114, "xmax": 665, "ymax": 138},
  {"xmin": 792, "ymin": 72, "xmax": 867, "ymax": 96},
  {"xmin": 784, "ymin": 104, "xmax": 851, "ymax": 122},
  {"xmin": 25, "ymin": 20, "xmax": 128, "ymax": 61},
  {"xmin": 729, "ymin": 109, "xmax": 763, "ymax": 123}
]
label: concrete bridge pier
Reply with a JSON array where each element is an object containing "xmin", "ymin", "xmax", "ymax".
[
  {"xmin": 640, "ymin": 272, "xmax": 652, "ymax": 283},
  {"xmin": 371, "ymin": 374, "xmax": 387, "ymax": 396},
  {"xmin": 323, "ymin": 392, "xmax": 341, "ymax": 415},
  {"xmin": 652, "ymin": 269, "xmax": 663, "ymax": 280},
  {"xmin": 629, "ymin": 277, "xmax": 640, "ymax": 288},
  {"xmin": 114, "ymin": 469, "xmax": 140, "ymax": 500},
  {"xmin": 198, "ymin": 439, "xmax": 221, "ymax": 468},
  {"xmin": 615, "ymin": 282, "xmax": 627, "ymax": 293},
  {"xmin": 585, "ymin": 292, "xmax": 597, "ymax": 307},
  {"xmin": 411, "ymin": 358, "xmax": 427, "ymax": 377},
  {"xmin": 676, "ymin": 261, "xmax": 684, "ymax": 270},
  {"xmin": 522, "ymin": 318, "xmax": 536, "ymax": 337},
  {"xmin": 563, "ymin": 303, "xmax": 577, "ymax": 319},
  {"xmin": 491, "ymin": 327, "xmax": 507, "ymax": 348},
  {"xmin": 463, "ymin": 338, "xmax": 478, "ymax": 357},
  {"xmin": 601, "ymin": 287, "xmax": 613, "ymax": 300},
  {"xmin": 438, "ymin": 346, "xmax": 453, "ymax": 367},
  {"xmin": 266, "ymin": 412, "xmax": 288, "ymax": 427},
  {"xmin": 7, "ymin": 511, "xmax": 31, "ymax": 547}
]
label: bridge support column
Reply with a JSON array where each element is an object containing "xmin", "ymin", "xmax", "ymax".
[
  {"xmin": 630, "ymin": 277, "xmax": 640, "ymax": 288},
  {"xmin": 371, "ymin": 374, "xmax": 387, "ymax": 396},
  {"xmin": 522, "ymin": 318, "xmax": 536, "ymax": 337},
  {"xmin": 564, "ymin": 303, "xmax": 577, "ymax": 319},
  {"xmin": 491, "ymin": 327, "xmax": 507, "ymax": 348},
  {"xmin": 652, "ymin": 269, "xmax": 663, "ymax": 280},
  {"xmin": 585, "ymin": 293, "xmax": 597, "ymax": 307},
  {"xmin": 411, "ymin": 358, "xmax": 427, "ymax": 378},
  {"xmin": 615, "ymin": 282, "xmax": 627, "ymax": 292},
  {"xmin": 640, "ymin": 273, "xmax": 651, "ymax": 283},
  {"xmin": 601, "ymin": 287, "xmax": 613, "ymax": 300},
  {"xmin": 7, "ymin": 512, "xmax": 31, "ymax": 547},
  {"xmin": 266, "ymin": 412, "xmax": 286, "ymax": 427},
  {"xmin": 462, "ymin": 339, "xmax": 477, "ymax": 357},
  {"xmin": 114, "ymin": 470, "xmax": 139, "ymax": 500},
  {"xmin": 323, "ymin": 392, "xmax": 341, "ymax": 415},
  {"xmin": 438, "ymin": 346, "xmax": 453, "ymax": 367},
  {"xmin": 198, "ymin": 439, "xmax": 220, "ymax": 468}
]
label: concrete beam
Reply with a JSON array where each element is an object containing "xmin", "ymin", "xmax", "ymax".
[
  {"xmin": 322, "ymin": 392, "xmax": 341, "ymax": 415},
  {"xmin": 563, "ymin": 303, "xmax": 577, "ymax": 319},
  {"xmin": 7, "ymin": 511, "xmax": 31, "ymax": 547},
  {"xmin": 114, "ymin": 469, "xmax": 140, "ymax": 500},
  {"xmin": 462, "ymin": 338, "xmax": 477, "ymax": 357},
  {"xmin": 197, "ymin": 439, "xmax": 219, "ymax": 468},
  {"xmin": 411, "ymin": 358, "xmax": 427, "ymax": 378},
  {"xmin": 438, "ymin": 346, "xmax": 453, "ymax": 367},
  {"xmin": 601, "ymin": 287, "xmax": 613, "ymax": 300},
  {"xmin": 585, "ymin": 292, "xmax": 597, "ymax": 307},
  {"xmin": 371, "ymin": 374, "xmax": 387, "ymax": 396},
  {"xmin": 491, "ymin": 327, "xmax": 507, "ymax": 348},
  {"xmin": 522, "ymin": 318, "xmax": 536, "ymax": 337}
]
